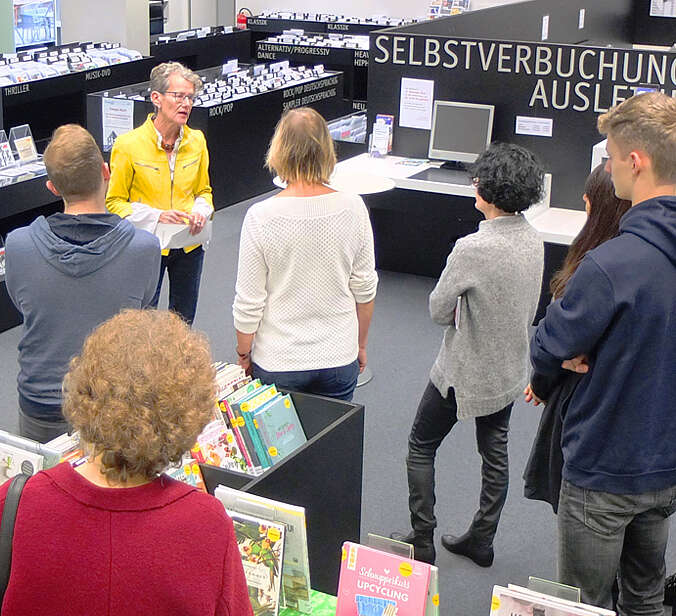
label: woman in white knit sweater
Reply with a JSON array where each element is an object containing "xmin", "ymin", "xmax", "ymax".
[{"xmin": 232, "ymin": 107, "xmax": 378, "ymax": 401}]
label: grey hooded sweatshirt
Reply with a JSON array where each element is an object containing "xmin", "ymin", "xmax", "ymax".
[{"xmin": 5, "ymin": 214, "xmax": 161, "ymax": 418}]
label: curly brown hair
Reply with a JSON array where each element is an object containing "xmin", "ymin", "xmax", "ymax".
[{"xmin": 63, "ymin": 309, "xmax": 216, "ymax": 483}]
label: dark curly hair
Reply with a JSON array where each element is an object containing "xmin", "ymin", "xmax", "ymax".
[{"xmin": 469, "ymin": 142, "xmax": 545, "ymax": 213}]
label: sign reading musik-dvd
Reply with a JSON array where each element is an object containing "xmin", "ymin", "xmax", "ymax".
[
  {"xmin": 85, "ymin": 68, "xmax": 113, "ymax": 80},
  {"xmin": 282, "ymin": 75, "xmax": 340, "ymax": 111},
  {"xmin": 372, "ymin": 34, "xmax": 676, "ymax": 113}
]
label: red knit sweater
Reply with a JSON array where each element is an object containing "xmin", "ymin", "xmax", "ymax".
[{"xmin": 0, "ymin": 462, "xmax": 253, "ymax": 616}]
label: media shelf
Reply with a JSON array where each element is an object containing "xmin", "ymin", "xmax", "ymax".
[
  {"xmin": 87, "ymin": 66, "xmax": 345, "ymax": 209},
  {"xmin": 200, "ymin": 391, "xmax": 364, "ymax": 596},
  {"xmin": 150, "ymin": 28, "xmax": 252, "ymax": 70}
]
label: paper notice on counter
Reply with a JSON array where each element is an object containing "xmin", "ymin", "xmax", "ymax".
[
  {"xmin": 650, "ymin": 0, "xmax": 676, "ymax": 16},
  {"xmin": 515, "ymin": 115, "xmax": 553, "ymax": 137},
  {"xmin": 399, "ymin": 77, "xmax": 435, "ymax": 130},
  {"xmin": 102, "ymin": 97, "xmax": 134, "ymax": 152}
]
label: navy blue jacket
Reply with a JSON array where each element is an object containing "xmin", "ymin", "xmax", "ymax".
[{"xmin": 530, "ymin": 196, "xmax": 676, "ymax": 494}]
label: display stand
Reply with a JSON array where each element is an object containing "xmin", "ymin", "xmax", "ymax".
[
  {"xmin": 150, "ymin": 28, "xmax": 252, "ymax": 70},
  {"xmin": 0, "ymin": 56, "xmax": 156, "ymax": 149},
  {"xmin": 255, "ymin": 39, "xmax": 368, "ymax": 103},
  {"xmin": 87, "ymin": 68, "xmax": 345, "ymax": 209},
  {"xmin": 200, "ymin": 391, "xmax": 364, "ymax": 596}
]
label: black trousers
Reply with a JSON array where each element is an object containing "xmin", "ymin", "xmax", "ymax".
[{"xmin": 406, "ymin": 381, "xmax": 512, "ymax": 544}]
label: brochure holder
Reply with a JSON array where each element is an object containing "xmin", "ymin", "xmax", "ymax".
[
  {"xmin": 0, "ymin": 132, "xmax": 16, "ymax": 169},
  {"xmin": 527, "ymin": 576, "xmax": 580, "ymax": 603},
  {"xmin": 201, "ymin": 391, "xmax": 364, "ymax": 596},
  {"xmin": 9, "ymin": 125, "xmax": 38, "ymax": 164}
]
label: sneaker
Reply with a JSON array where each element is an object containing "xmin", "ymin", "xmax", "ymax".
[
  {"xmin": 665, "ymin": 572, "xmax": 676, "ymax": 606},
  {"xmin": 441, "ymin": 531, "xmax": 494, "ymax": 567},
  {"xmin": 389, "ymin": 530, "xmax": 436, "ymax": 565}
]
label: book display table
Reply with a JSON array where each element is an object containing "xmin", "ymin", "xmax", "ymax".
[
  {"xmin": 150, "ymin": 28, "xmax": 252, "ymax": 71},
  {"xmin": 201, "ymin": 392, "xmax": 364, "ymax": 596},
  {"xmin": 87, "ymin": 67, "xmax": 345, "ymax": 209}
]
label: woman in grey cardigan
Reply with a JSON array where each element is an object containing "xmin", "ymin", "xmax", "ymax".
[{"xmin": 392, "ymin": 143, "xmax": 545, "ymax": 565}]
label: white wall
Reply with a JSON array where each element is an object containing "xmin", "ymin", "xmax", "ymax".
[
  {"xmin": 165, "ymin": 0, "xmax": 235, "ymax": 31},
  {"xmin": 60, "ymin": 0, "xmax": 149, "ymax": 54}
]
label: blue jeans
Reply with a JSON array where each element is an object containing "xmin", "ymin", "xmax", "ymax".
[
  {"xmin": 251, "ymin": 359, "xmax": 360, "ymax": 401},
  {"xmin": 150, "ymin": 247, "xmax": 204, "ymax": 325},
  {"xmin": 558, "ymin": 479, "xmax": 676, "ymax": 614},
  {"xmin": 406, "ymin": 381, "xmax": 512, "ymax": 543}
]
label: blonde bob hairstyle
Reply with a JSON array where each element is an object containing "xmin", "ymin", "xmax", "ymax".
[
  {"xmin": 63, "ymin": 309, "xmax": 216, "ymax": 483},
  {"xmin": 266, "ymin": 107, "xmax": 336, "ymax": 185}
]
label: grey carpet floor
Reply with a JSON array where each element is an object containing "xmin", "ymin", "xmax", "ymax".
[{"xmin": 0, "ymin": 195, "xmax": 672, "ymax": 614}]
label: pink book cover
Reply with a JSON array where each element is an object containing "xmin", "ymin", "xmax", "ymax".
[{"xmin": 336, "ymin": 542, "xmax": 431, "ymax": 616}]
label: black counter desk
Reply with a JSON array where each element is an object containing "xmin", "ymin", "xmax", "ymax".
[
  {"xmin": 0, "ymin": 58, "xmax": 156, "ymax": 149},
  {"xmin": 87, "ymin": 70, "xmax": 346, "ymax": 209},
  {"xmin": 256, "ymin": 40, "xmax": 368, "ymax": 102},
  {"xmin": 150, "ymin": 29, "xmax": 252, "ymax": 70}
]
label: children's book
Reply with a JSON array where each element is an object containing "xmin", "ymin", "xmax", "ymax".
[
  {"xmin": 165, "ymin": 458, "xmax": 207, "ymax": 492},
  {"xmin": 215, "ymin": 485, "xmax": 312, "ymax": 613},
  {"xmin": 336, "ymin": 542, "xmax": 432, "ymax": 616},
  {"xmin": 192, "ymin": 419, "xmax": 249, "ymax": 474},
  {"xmin": 0, "ymin": 442, "xmax": 44, "ymax": 480},
  {"xmin": 491, "ymin": 585, "xmax": 616, "ymax": 616},
  {"xmin": 225, "ymin": 379, "xmax": 265, "ymax": 471},
  {"xmin": 229, "ymin": 509, "xmax": 286, "ymax": 616},
  {"xmin": 219, "ymin": 400, "xmax": 259, "ymax": 474},
  {"xmin": 237, "ymin": 385, "xmax": 280, "ymax": 468},
  {"xmin": 253, "ymin": 394, "xmax": 307, "ymax": 465}
]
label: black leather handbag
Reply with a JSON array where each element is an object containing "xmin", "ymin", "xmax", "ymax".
[{"xmin": 0, "ymin": 474, "xmax": 29, "ymax": 605}]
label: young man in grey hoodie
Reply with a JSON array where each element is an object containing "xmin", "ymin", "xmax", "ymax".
[
  {"xmin": 392, "ymin": 143, "xmax": 545, "ymax": 565},
  {"xmin": 5, "ymin": 125, "xmax": 161, "ymax": 443}
]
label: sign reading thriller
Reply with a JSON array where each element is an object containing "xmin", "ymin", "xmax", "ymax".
[{"xmin": 373, "ymin": 35, "xmax": 676, "ymax": 113}]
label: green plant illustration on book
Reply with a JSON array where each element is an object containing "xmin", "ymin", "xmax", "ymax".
[{"xmin": 231, "ymin": 513, "xmax": 286, "ymax": 616}]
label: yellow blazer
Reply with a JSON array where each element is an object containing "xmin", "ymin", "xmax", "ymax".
[{"xmin": 106, "ymin": 114, "xmax": 213, "ymax": 254}]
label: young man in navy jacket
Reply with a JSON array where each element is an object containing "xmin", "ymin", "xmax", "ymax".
[{"xmin": 530, "ymin": 91, "xmax": 676, "ymax": 615}]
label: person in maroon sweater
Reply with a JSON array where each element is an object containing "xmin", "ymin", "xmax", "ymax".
[{"xmin": 0, "ymin": 309, "xmax": 253, "ymax": 616}]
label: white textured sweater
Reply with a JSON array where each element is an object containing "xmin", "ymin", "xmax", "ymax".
[{"xmin": 233, "ymin": 191, "xmax": 378, "ymax": 372}]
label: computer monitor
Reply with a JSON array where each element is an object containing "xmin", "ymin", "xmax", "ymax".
[{"xmin": 428, "ymin": 100, "xmax": 495, "ymax": 165}]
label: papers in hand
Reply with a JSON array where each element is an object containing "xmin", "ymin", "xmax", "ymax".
[{"xmin": 155, "ymin": 220, "xmax": 212, "ymax": 249}]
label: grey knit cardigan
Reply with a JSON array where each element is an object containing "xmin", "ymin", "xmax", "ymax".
[{"xmin": 429, "ymin": 214, "xmax": 544, "ymax": 419}]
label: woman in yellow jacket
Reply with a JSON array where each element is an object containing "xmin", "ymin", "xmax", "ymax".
[{"xmin": 106, "ymin": 62, "xmax": 213, "ymax": 325}]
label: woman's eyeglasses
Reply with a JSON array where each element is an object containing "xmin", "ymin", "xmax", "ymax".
[{"xmin": 164, "ymin": 91, "xmax": 196, "ymax": 104}]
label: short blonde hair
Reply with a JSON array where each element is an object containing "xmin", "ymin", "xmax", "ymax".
[
  {"xmin": 266, "ymin": 107, "xmax": 336, "ymax": 184},
  {"xmin": 598, "ymin": 92, "xmax": 676, "ymax": 184},
  {"xmin": 44, "ymin": 124, "xmax": 104, "ymax": 201},
  {"xmin": 150, "ymin": 61, "xmax": 203, "ymax": 95},
  {"xmin": 63, "ymin": 309, "xmax": 216, "ymax": 483}
]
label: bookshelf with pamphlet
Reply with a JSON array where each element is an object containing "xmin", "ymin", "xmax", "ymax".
[{"xmin": 196, "ymin": 363, "xmax": 364, "ymax": 597}]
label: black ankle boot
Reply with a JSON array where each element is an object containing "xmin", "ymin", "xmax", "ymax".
[
  {"xmin": 390, "ymin": 530, "xmax": 436, "ymax": 565},
  {"xmin": 441, "ymin": 531, "xmax": 494, "ymax": 567}
]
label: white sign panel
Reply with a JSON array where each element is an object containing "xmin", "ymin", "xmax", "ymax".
[
  {"xmin": 515, "ymin": 115, "xmax": 553, "ymax": 138},
  {"xmin": 650, "ymin": 0, "xmax": 676, "ymax": 17},
  {"xmin": 399, "ymin": 77, "xmax": 435, "ymax": 130},
  {"xmin": 102, "ymin": 97, "xmax": 134, "ymax": 152}
]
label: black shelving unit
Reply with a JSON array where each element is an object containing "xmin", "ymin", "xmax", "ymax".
[
  {"xmin": 87, "ymin": 68, "xmax": 346, "ymax": 209},
  {"xmin": 200, "ymin": 391, "xmax": 364, "ymax": 596}
]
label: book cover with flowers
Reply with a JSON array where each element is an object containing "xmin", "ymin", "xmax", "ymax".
[{"xmin": 229, "ymin": 510, "xmax": 286, "ymax": 616}]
